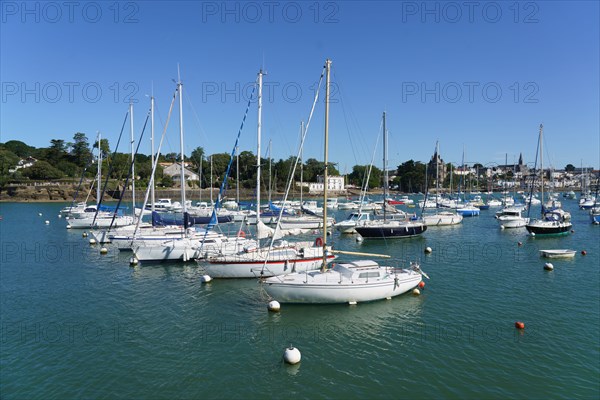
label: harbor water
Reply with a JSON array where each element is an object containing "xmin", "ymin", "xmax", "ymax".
[{"xmin": 1, "ymin": 199, "xmax": 599, "ymax": 399}]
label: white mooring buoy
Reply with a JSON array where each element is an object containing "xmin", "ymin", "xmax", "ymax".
[
  {"xmin": 82, "ymin": 232, "xmax": 88, "ymax": 237},
  {"xmin": 356, "ymin": 236, "xmax": 363, "ymax": 243},
  {"xmin": 268, "ymin": 300, "xmax": 281, "ymax": 312},
  {"xmin": 283, "ymin": 345, "xmax": 301, "ymax": 365},
  {"xmin": 129, "ymin": 257, "xmax": 138, "ymax": 266},
  {"xmin": 45, "ymin": 220, "xmax": 50, "ymax": 225},
  {"xmin": 38, "ymin": 213, "xmax": 42, "ymax": 216},
  {"xmin": 100, "ymin": 247, "xmax": 108, "ymax": 254},
  {"xmin": 58, "ymin": 214, "xmax": 62, "ymax": 218},
  {"xmin": 89, "ymin": 239, "xmax": 96, "ymax": 245},
  {"xmin": 412, "ymin": 288, "xmax": 421, "ymax": 295},
  {"xmin": 544, "ymin": 262, "xmax": 554, "ymax": 271},
  {"xmin": 200, "ymin": 275, "xmax": 212, "ymax": 283},
  {"xmin": 424, "ymin": 246, "xmax": 432, "ymax": 254}
]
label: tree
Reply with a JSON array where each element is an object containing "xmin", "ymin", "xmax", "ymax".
[
  {"xmin": 71, "ymin": 132, "xmax": 92, "ymax": 167},
  {"xmin": 21, "ymin": 160, "xmax": 63, "ymax": 180},
  {"xmin": 2, "ymin": 140, "xmax": 34, "ymax": 157},
  {"xmin": 565, "ymin": 164, "xmax": 575, "ymax": 172},
  {"xmin": 93, "ymin": 138, "xmax": 111, "ymax": 159},
  {"xmin": 0, "ymin": 149, "xmax": 19, "ymax": 176},
  {"xmin": 189, "ymin": 146, "xmax": 205, "ymax": 169},
  {"xmin": 47, "ymin": 139, "xmax": 66, "ymax": 164},
  {"xmin": 161, "ymin": 175, "xmax": 174, "ymax": 188},
  {"xmin": 395, "ymin": 160, "xmax": 426, "ymax": 192}
]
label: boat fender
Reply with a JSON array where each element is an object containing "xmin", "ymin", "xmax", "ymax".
[
  {"xmin": 315, "ymin": 237, "xmax": 324, "ymax": 247},
  {"xmin": 237, "ymin": 230, "xmax": 246, "ymax": 238}
]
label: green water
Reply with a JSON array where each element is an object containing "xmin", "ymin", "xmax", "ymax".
[{"xmin": 1, "ymin": 200, "xmax": 599, "ymax": 399}]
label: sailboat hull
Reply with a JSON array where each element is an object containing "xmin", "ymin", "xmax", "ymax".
[
  {"xmin": 202, "ymin": 244, "xmax": 334, "ymax": 278},
  {"xmin": 354, "ymin": 223, "xmax": 427, "ymax": 238},
  {"xmin": 525, "ymin": 221, "xmax": 572, "ymax": 235},
  {"xmin": 264, "ymin": 262, "xmax": 422, "ymax": 304}
]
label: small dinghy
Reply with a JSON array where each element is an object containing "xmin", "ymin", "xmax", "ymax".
[{"xmin": 539, "ymin": 249, "xmax": 576, "ymax": 259}]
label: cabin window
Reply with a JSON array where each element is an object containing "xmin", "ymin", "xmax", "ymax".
[{"xmin": 358, "ymin": 272, "xmax": 380, "ymax": 279}]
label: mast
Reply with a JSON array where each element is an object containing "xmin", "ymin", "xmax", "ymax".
[
  {"xmin": 382, "ymin": 111, "xmax": 387, "ymax": 221},
  {"xmin": 256, "ymin": 70, "xmax": 263, "ymax": 219},
  {"xmin": 210, "ymin": 155, "xmax": 213, "ymax": 205},
  {"xmin": 540, "ymin": 123, "xmax": 544, "ymax": 216},
  {"xmin": 322, "ymin": 59, "xmax": 331, "ymax": 271},
  {"xmin": 236, "ymin": 146, "xmax": 240, "ymax": 207},
  {"xmin": 435, "ymin": 141, "xmax": 439, "ymax": 206},
  {"xmin": 150, "ymin": 95, "xmax": 155, "ymax": 212},
  {"xmin": 268, "ymin": 139, "xmax": 272, "ymax": 204},
  {"xmin": 130, "ymin": 102, "xmax": 135, "ymax": 218},
  {"xmin": 300, "ymin": 121, "xmax": 304, "ymax": 204},
  {"xmin": 178, "ymin": 71, "xmax": 187, "ymax": 219},
  {"xmin": 96, "ymin": 131, "xmax": 101, "ymax": 203}
]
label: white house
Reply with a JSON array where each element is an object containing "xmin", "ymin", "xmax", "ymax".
[
  {"xmin": 8, "ymin": 157, "xmax": 37, "ymax": 173},
  {"xmin": 308, "ymin": 175, "xmax": 345, "ymax": 194},
  {"xmin": 162, "ymin": 163, "xmax": 199, "ymax": 181}
]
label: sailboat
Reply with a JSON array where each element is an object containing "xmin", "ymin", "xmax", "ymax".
[
  {"xmin": 263, "ymin": 59, "xmax": 427, "ymax": 304},
  {"xmin": 132, "ymin": 76, "xmax": 257, "ymax": 262},
  {"xmin": 421, "ymin": 142, "xmax": 463, "ymax": 226},
  {"xmin": 66, "ymin": 130, "xmax": 135, "ymax": 229},
  {"xmin": 354, "ymin": 112, "xmax": 427, "ymax": 239},
  {"xmin": 199, "ymin": 69, "xmax": 333, "ymax": 278},
  {"xmin": 525, "ymin": 124, "xmax": 573, "ymax": 236}
]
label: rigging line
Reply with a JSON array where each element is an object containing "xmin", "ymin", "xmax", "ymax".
[
  {"xmin": 108, "ymin": 109, "xmax": 150, "ymax": 230},
  {"xmin": 93, "ymin": 110, "xmax": 128, "ymax": 226},
  {"xmin": 183, "ymin": 89, "xmax": 210, "ymax": 155},
  {"xmin": 70, "ymin": 158, "xmax": 93, "ymax": 208},
  {"xmin": 526, "ymin": 128, "xmax": 541, "ymax": 219},
  {"xmin": 199, "ymin": 84, "xmax": 257, "ymax": 252},
  {"xmin": 133, "ymin": 86, "xmax": 179, "ymax": 238},
  {"xmin": 332, "ymin": 69, "xmax": 368, "ymax": 166},
  {"xmin": 260, "ymin": 65, "xmax": 326, "ymax": 276}
]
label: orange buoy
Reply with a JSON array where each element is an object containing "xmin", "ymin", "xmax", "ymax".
[
  {"xmin": 581, "ymin": 250, "xmax": 587, "ymax": 256},
  {"xmin": 418, "ymin": 281, "xmax": 425, "ymax": 289},
  {"xmin": 237, "ymin": 230, "xmax": 246, "ymax": 238},
  {"xmin": 515, "ymin": 321, "xmax": 525, "ymax": 329}
]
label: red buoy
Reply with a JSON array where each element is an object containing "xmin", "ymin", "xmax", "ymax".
[
  {"xmin": 515, "ymin": 321, "xmax": 525, "ymax": 329},
  {"xmin": 418, "ymin": 281, "xmax": 425, "ymax": 289},
  {"xmin": 581, "ymin": 250, "xmax": 587, "ymax": 256}
]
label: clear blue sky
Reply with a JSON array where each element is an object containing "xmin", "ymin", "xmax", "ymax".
[{"xmin": 2, "ymin": 1, "xmax": 599, "ymax": 172}]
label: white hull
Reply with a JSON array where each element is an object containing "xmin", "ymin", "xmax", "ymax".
[
  {"xmin": 422, "ymin": 213, "xmax": 463, "ymax": 226},
  {"xmin": 264, "ymin": 260, "xmax": 423, "ymax": 304},
  {"xmin": 67, "ymin": 216, "xmax": 135, "ymax": 229},
  {"xmin": 277, "ymin": 216, "xmax": 334, "ymax": 230},
  {"xmin": 202, "ymin": 243, "xmax": 333, "ymax": 278},
  {"xmin": 539, "ymin": 249, "xmax": 576, "ymax": 258},
  {"xmin": 497, "ymin": 216, "xmax": 529, "ymax": 229},
  {"xmin": 133, "ymin": 236, "xmax": 257, "ymax": 262}
]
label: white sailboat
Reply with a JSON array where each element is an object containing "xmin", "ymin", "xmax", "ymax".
[
  {"xmin": 263, "ymin": 59, "xmax": 427, "ymax": 304},
  {"xmin": 199, "ymin": 69, "xmax": 332, "ymax": 278},
  {"xmin": 66, "ymin": 130, "xmax": 135, "ymax": 229}
]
